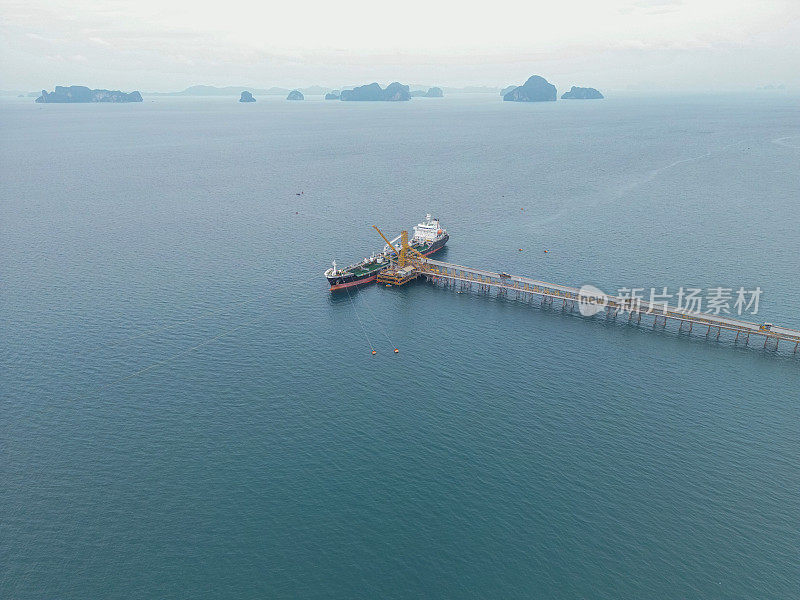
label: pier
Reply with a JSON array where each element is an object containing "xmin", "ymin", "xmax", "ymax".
[{"xmin": 390, "ymin": 257, "xmax": 800, "ymax": 352}]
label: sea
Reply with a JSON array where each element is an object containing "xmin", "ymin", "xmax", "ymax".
[{"xmin": 2, "ymin": 93, "xmax": 799, "ymax": 599}]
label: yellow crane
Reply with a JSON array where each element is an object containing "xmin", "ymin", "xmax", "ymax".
[{"xmin": 372, "ymin": 225, "xmax": 426, "ymax": 269}]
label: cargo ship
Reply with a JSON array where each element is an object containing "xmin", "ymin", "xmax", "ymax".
[{"xmin": 325, "ymin": 214, "xmax": 448, "ymax": 291}]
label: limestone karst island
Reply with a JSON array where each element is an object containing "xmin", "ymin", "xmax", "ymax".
[
  {"xmin": 340, "ymin": 82, "xmax": 411, "ymax": 101},
  {"xmin": 501, "ymin": 76, "xmax": 604, "ymax": 102},
  {"xmin": 561, "ymin": 86, "xmax": 604, "ymax": 99},
  {"xmin": 35, "ymin": 86, "xmax": 143, "ymax": 103}
]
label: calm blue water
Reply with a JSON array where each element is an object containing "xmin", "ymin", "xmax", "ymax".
[{"xmin": 2, "ymin": 94, "xmax": 799, "ymax": 599}]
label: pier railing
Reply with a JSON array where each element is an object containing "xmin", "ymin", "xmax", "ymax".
[{"xmin": 413, "ymin": 258, "xmax": 800, "ymax": 352}]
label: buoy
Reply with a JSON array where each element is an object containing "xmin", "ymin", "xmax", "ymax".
[
  {"xmin": 372, "ymin": 350, "xmax": 377, "ymax": 355},
  {"xmin": 544, "ymin": 250, "xmax": 549, "ymax": 253},
  {"xmin": 394, "ymin": 348, "xmax": 399, "ymax": 353},
  {"xmin": 518, "ymin": 248, "xmax": 523, "ymax": 251}
]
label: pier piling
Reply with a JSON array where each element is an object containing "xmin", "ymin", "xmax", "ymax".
[{"xmin": 405, "ymin": 257, "xmax": 800, "ymax": 355}]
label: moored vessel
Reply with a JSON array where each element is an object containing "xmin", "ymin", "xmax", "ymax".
[{"xmin": 325, "ymin": 214, "xmax": 448, "ymax": 291}]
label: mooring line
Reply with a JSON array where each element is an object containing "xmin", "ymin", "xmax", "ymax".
[
  {"xmin": 343, "ymin": 284, "xmax": 376, "ymax": 354},
  {"xmin": 358, "ymin": 290, "xmax": 398, "ymax": 353}
]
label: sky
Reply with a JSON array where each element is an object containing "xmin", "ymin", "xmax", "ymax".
[{"xmin": 1, "ymin": 0, "xmax": 799, "ymax": 92}]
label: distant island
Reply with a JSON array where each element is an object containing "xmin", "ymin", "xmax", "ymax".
[
  {"xmin": 502, "ymin": 76, "xmax": 557, "ymax": 102},
  {"xmin": 0, "ymin": 90, "xmax": 39, "ymax": 97},
  {"xmin": 148, "ymin": 85, "xmax": 334, "ymax": 97},
  {"xmin": 301, "ymin": 85, "xmax": 334, "ymax": 95},
  {"xmin": 340, "ymin": 82, "xmax": 410, "ymax": 101},
  {"xmin": 26, "ymin": 81, "xmax": 607, "ymax": 104},
  {"xmin": 35, "ymin": 86, "xmax": 143, "ymax": 103},
  {"xmin": 441, "ymin": 86, "xmax": 499, "ymax": 94},
  {"xmin": 500, "ymin": 85, "xmax": 517, "ymax": 96},
  {"xmin": 411, "ymin": 87, "xmax": 443, "ymax": 98},
  {"xmin": 133, "ymin": 84, "xmax": 507, "ymax": 98},
  {"xmin": 165, "ymin": 85, "xmax": 287, "ymax": 96},
  {"xmin": 561, "ymin": 86, "xmax": 604, "ymax": 99}
]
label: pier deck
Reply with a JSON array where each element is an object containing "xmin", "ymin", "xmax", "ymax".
[{"xmin": 413, "ymin": 258, "xmax": 800, "ymax": 352}]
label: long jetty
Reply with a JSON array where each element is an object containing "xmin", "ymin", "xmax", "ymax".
[{"xmin": 410, "ymin": 258, "xmax": 800, "ymax": 353}]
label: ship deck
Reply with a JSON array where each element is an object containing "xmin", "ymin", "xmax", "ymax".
[
  {"xmin": 341, "ymin": 241, "xmax": 435, "ymax": 277},
  {"xmin": 350, "ymin": 264, "xmax": 382, "ymax": 277}
]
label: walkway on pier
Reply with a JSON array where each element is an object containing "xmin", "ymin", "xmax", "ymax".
[{"xmin": 415, "ymin": 258, "xmax": 800, "ymax": 351}]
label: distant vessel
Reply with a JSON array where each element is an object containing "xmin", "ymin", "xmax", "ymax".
[{"xmin": 325, "ymin": 214, "xmax": 448, "ymax": 291}]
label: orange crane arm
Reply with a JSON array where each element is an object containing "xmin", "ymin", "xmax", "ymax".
[
  {"xmin": 373, "ymin": 225, "xmax": 398, "ymax": 254},
  {"xmin": 374, "ymin": 225, "xmax": 427, "ymax": 264},
  {"xmin": 407, "ymin": 244, "xmax": 426, "ymax": 260}
]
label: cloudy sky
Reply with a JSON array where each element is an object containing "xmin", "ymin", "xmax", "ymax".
[{"xmin": 1, "ymin": 0, "xmax": 798, "ymax": 92}]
